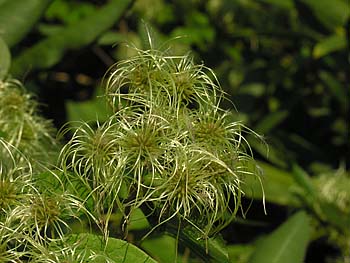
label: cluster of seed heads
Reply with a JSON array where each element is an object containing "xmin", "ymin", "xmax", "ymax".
[
  {"xmin": 314, "ymin": 166, "xmax": 350, "ymax": 256},
  {"xmin": 0, "ymin": 79, "xmax": 57, "ymax": 165},
  {"xmin": 59, "ymin": 47, "xmax": 261, "ymax": 238},
  {"xmin": 0, "ymin": 80, "xmax": 92, "ymax": 262},
  {"xmin": 0, "ymin": 46, "xmax": 262, "ymax": 261}
]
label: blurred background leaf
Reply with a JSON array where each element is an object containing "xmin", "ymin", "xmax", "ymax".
[
  {"xmin": 0, "ymin": 37, "xmax": 10, "ymax": 79},
  {"xmin": 242, "ymin": 161, "xmax": 299, "ymax": 206},
  {"xmin": 249, "ymin": 211, "xmax": 311, "ymax": 263},
  {"xmin": 66, "ymin": 87, "xmax": 111, "ymax": 125},
  {"xmin": 313, "ymin": 32, "xmax": 347, "ymax": 58},
  {"xmin": 0, "ymin": 0, "xmax": 52, "ymax": 47},
  {"xmin": 298, "ymin": 0, "xmax": 349, "ymax": 30},
  {"xmin": 10, "ymin": 0, "xmax": 133, "ymax": 77}
]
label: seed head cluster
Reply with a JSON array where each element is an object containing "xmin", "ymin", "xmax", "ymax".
[
  {"xmin": 60, "ymin": 47, "xmax": 261, "ymax": 238},
  {"xmin": 0, "ymin": 79, "xmax": 57, "ymax": 165},
  {"xmin": 0, "ymin": 80, "xmax": 88, "ymax": 261},
  {"xmin": 0, "ymin": 46, "xmax": 262, "ymax": 260}
]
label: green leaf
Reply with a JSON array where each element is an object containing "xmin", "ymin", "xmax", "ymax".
[
  {"xmin": 142, "ymin": 233, "xmax": 229, "ymax": 263},
  {"xmin": 288, "ymin": 133, "xmax": 323, "ymax": 156},
  {"xmin": 98, "ymin": 31, "xmax": 127, "ymax": 46},
  {"xmin": 66, "ymin": 88, "xmax": 111, "ymax": 125},
  {"xmin": 319, "ymin": 70, "xmax": 348, "ymax": 109},
  {"xmin": 141, "ymin": 234, "xmax": 181, "ymax": 263},
  {"xmin": 238, "ymin": 83, "xmax": 265, "ymax": 97},
  {"xmin": 249, "ymin": 211, "xmax": 311, "ymax": 263},
  {"xmin": 162, "ymin": 223, "xmax": 229, "ymax": 262},
  {"xmin": 299, "ymin": 0, "xmax": 350, "ymax": 30},
  {"xmin": 242, "ymin": 161, "xmax": 299, "ymax": 206},
  {"xmin": 0, "ymin": 37, "xmax": 10, "ymax": 79},
  {"xmin": 0, "ymin": 129, "xmax": 7, "ymax": 138},
  {"xmin": 291, "ymin": 163, "xmax": 316, "ymax": 198},
  {"xmin": 33, "ymin": 170, "xmax": 92, "ymax": 208},
  {"xmin": 260, "ymin": 0, "xmax": 294, "ymax": 9},
  {"xmin": 247, "ymin": 136, "xmax": 288, "ymax": 168},
  {"xmin": 37, "ymin": 24, "xmax": 65, "ymax": 36},
  {"xmin": 11, "ymin": 0, "xmax": 132, "ymax": 77},
  {"xmin": 206, "ymin": 236, "xmax": 230, "ymax": 263},
  {"xmin": 67, "ymin": 233, "xmax": 157, "ymax": 263},
  {"xmin": 227, "ymin": 244, "xmax": 254, "ymax": 263},
  {"xmin": 45, "ymin": 0, "xmax": 96, "ymax": 25},
  {"xmin": 33, "ymin": 170, "xmax": 63, "ymax": 192},
  {"xmin": 318, "ymin": 201, "xmax": 350, "ymax": 230},
  {"xmin": 184, "ymin": 230, "xmax": 229, "ymax": 262},
  {"xmin": 254, "ymin": 111, "xmax": 288, "ymax": 134},
  {"xmin": 313, "ymin": 33, "xmax": 347, "ymax": 58},
  {"xmin": 0, "ymin": 0, "xmax": 52, "ymax": 47},
  {"xmin": 171, "ymin": 11, "xmax": 215, "ymax": 50},
  {"xmin": 128, "ymin": 208, "xmax": 150, "ymax": 231}
]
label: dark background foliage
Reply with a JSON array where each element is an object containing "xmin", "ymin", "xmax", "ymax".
[{"xmin": 0, "ymin": 0, "xmax": 349, "ymax": 262}]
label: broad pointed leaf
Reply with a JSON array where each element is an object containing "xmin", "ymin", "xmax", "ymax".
[
  {"xmin": 66, "ymin": 233, "xmax": 156, "ymax": 263},
  {"xmin": 242, "ymin": 161, "xmax": 299, "ymax": 206},
  {"xmin": 11, "ymin": 0, "xmax": 133, "ymax": 77},
  {"xmin": 299, "ymin": 0, "xmax": 349, "ymax": 30},
  {"xmin": 0, "ymin": 0, "xmax": 52, "ymax": 47},
  {"xmin": 254, "ymin": 111, "xmax": 288, "ymax": 134},
  {"xmin": 0, "ymin": 37, "xmax": 10, "ymax": 79},
  {"xmin": 249, "ymin": 211, "xmax": 311, "ymax": 263},
  {"xmin": 313, "ymin": 33, "xmax": 347, "ymax": 58},
  {"xmin": 260, "ymin": 0, "xmax": 294, "ymax": 9}
]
